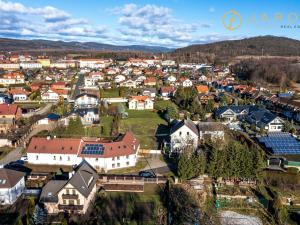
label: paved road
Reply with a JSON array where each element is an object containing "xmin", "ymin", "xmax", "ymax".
[
  {"xmin": 0, "ymin": 147, "xmax": 23, "ymax": 166},
  {"xmin": 0, "ymin": 124, "xmax": 56, "ymax": 166},
  {"xmin": 22, "ymin": 103, "xmax": 54, "ymax": 118},
  {"xmin": 72, "ymin": 73, "xmax": 84, "ymax": 99}
]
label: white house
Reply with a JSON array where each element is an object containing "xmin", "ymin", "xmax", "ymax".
[
  {"xmin": 162, "ymin": 60, "xmax": 176, "ymax": 66},
  {"xmin": 74, "ymin": 93, "xmax": 98, "ymax": 108},
  {"xmin": 179, "ymin": 78, "xmax": 193, "ymax": 87},
  {"xmin": 119, "ymin": 79, "xmax": 137, "ymax": 88},
  {"xmin": 26, "ymin": 132, "xmax": 140, "ymax": 171},
  {"xmin": 128, "ymin": 96, "xmax": 154, "ymax": 110},
  {"xmin": 170, "ymin": 119, "xmax": 199, "ymax": 153},
  {"xmin": 0, "ymin": 169, "xmax": 25, "ymax": 205},
  {"xmin": 115, "ymin": 75, "xmax": 126, "ymax": 83},
  {"xmin": 164, "ymin": 75, "xmax": 176, "ymax": 84},
  {"xmin": 70, "ymin": 108, "xmax": 99, "ymax": 126},
  {"xmin": 79, "ymin": 59, "xmax": 111, "ymax": 69},
  {"xmin": 41, "ymin": 89, "xmax": 60, "ymax": 102}
]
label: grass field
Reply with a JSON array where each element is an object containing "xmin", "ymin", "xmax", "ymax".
[
  {"xmin": 101, "ymin": 88, "xmax": 120, "ymax": 98},
  {"xmin": 120, "ymin": 110, "xmax": 167, "ymax": 149},
  {"xmin": 0, "ymin": 146, "xmax": 13, "ymax": 160}
]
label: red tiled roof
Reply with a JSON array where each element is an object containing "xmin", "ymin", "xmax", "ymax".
[
  {"xmin": 27, "ymin": 137, "xmax": 81, "ymax": 155},
  {"xmin": 129, "ymin": 96, "xmax": 150, "ymax": 102},
  {"xmin": 160, "ymin": 86, "xmax": 175, "ymax": 93},
  {"xmin": 0, "ymin": 104, "xmax": 19, "ymax": 115},
  {"xmin": 195, "ymin": 85, "xmax": 209, "ymax": 93},
  {"xmin": 27, "ymin": 132, "xmax": 139, "ymax": 158},
  {"xmin": 9, "ymin": 89, "xmax": 29, "ymax": 96}
]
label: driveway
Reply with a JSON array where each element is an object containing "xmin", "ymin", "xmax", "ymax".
[
  {"xmin": 0, "ymin": 147, "xmax": 23, "ymax": 166},
  {"xmin": 22, "ymin": 103, "xmax": 54, "ymax": 118}
]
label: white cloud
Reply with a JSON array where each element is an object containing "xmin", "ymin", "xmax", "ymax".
[{"xmin": 0, "ymin": 0, "xmax": 107, "ymax": 41}]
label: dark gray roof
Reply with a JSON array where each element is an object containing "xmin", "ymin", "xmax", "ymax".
[
  {"xmin": 40, "ymin": 161, "xmax": 98, "ymax": 203},
  {"xmin": 72, "ymin": 108, "xmax": 99, "ymax": 117},
  {"xmin": 40, "ymin": 180, "xmax": 67, "ymax": 203},
  {"xmin": 170, "ymin": 119, "xmax": 198, "ymax": 135},
  {"xmin": 68, "ymin": 160, "xmax": 98, "ymax": 198},
  {"xmin": 246, "ymin": 108, "xmax": 278, "ymax": 127},
  {"xmin": 75, "ymin": 93, "xmax": 98, "ymax": 100}
]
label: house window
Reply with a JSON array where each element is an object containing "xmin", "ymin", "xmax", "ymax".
[
  {"xmin": 95, "ymin": 158, "xmax": 98, "ymax": 162},
  {"xmin": 66, "ymin": 189, "xmax": 69, "ymax": 194},
  {"xmin": 77, "ymin": 199, "xmax": 80, "ymax": 205},
  {"xmin": 117, "ymin": 156, "xmax": 120, "ymax": 160},
  {"xmin": 179, "ymin": 131, "xmax": 182, "ymax": 136},
  {"xmin": 36, "ymin": 155, "xmax": 38, "ymax": 160},
  {"xmin": 187, "ymin": 132, "xmax": 190, "ymax": 135},
  {"xmin": 126, "ymin": 155, "xmax": 129, "ymax": 159},
  {"xmin": 112, "ymin": 164, "xmax": 115, "ymax": 168},
  {"xmin": 69, "ymin": 200, "xmax": 74, "ymax": 205},
  {"xmin": 68, "ymin": 156, "xmax": 70, "ymax": 161},
  {"xmin": 72, "ymin": 190, "xmax": 76, "ymax": 195},
  {"xmin": 53, "ymin": 156, "xmax": 56, "ymax": 160},
  {"xmin": 126, "ymin": 162, "xmax": 129, "ymax": 166},
  {"xmin": 60, "ymin": 156, "xmax": 62, "ymax": 161},
  {"xmin": 112, "ymin": 157, "xmax": 115, "ymax": 161},
  {"xmin": 117, "ymin": 163, "xmax": 120, "ymax": 167},
  {"xmin": 63, "ymin": 200, "xmax": 66, "ymax": 205}
]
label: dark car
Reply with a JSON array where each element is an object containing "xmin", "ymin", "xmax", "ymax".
[{"xmin": 138, "ymin": 171, "xmax": 155, "ymax": 178}]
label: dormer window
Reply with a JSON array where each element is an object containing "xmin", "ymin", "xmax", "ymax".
[{"xmin": 179, "ymin": 131, "xmax": 182, "ymax": 136}]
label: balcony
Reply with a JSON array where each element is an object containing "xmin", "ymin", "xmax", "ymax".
[
  {"xmin": 58, "ymin": 204, "xmax": 83, "ymax": 211},
  {"xmin": 62, "ymin": 194, "xmax": 79, "ymax": 199}
]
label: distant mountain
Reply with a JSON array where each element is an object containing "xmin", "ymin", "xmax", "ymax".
[
  {"xmin": 172, "ymin": 36, "xmax": 300, "ymax": 62},
  {"xmin": 0, "ymin": 38, "xmax": 173, "ymax": 53}
]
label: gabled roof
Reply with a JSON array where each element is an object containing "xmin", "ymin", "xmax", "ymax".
[
  {"xmin": 195, "ymin": 85, "xmax": 209, "ymax": 93},
  {"xmin": 0, "ymin": 104, "xmax": 20, "ymax": 116},
  {"xmin": 0, "ymin": 168, "xmax": 25, "ymax": 189},
  {"xmin": 170, "ymin": 119, "xmax": 198, "ymax": 136},
  {"xmin": 68, "ymin": 161, "xmax": 98, "ymax": 198},
  {"xmin": 129, "ymin": 95, "xmax": 151, "ymax": 102}
]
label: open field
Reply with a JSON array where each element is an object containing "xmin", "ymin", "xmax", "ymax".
[{"xmin": 120, "ymin": 110, "xmax": 167, "ymax": 149}]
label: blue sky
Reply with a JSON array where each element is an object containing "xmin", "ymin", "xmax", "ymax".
[{"xmin": 0, "ymin": 0, "xmax": 299, "ymax": 47}]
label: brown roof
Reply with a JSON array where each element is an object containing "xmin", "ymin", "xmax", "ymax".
[
  {"xmin": 0, "ymin": 168, "xmax": 25, "ymax": 189},
  {"xmin": 195, "ymin": 85, "xmax": 209, "ymax": 93},
  {"xmin": 160, "ymin": 86, "xmax": 175, "ymax": 93},
  {"xmin": 129, "ymin": 95, "xmax": 150, "ymax": 102}
]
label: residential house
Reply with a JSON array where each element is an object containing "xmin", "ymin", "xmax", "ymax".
[
  {"xmin": 195, "ymin": 85, "xmax": 209, "ymax": 94},
  {"xmin": 74, "ymin": 93, "xmax": 98, "ymax": 108},
  {"xmin": 30, "ymin": 83, "xmax": 43, "ymax": 92},
  {"xmin": 170, "ymin": 119, "xmax": 199, "ymax": 153},
  {"xmin": 0, "ymin": 93, "xmax": 13, "ymax": 104},
  {"xmin": 198, "ymin": 122, "xmax": 225, "ymax": 140},
  {"xmin": 179, "ymin": 77, "xmax": 193, "ymax": 87},
  {"xmin": 27, "ymin": 132, "xmax": 140, "ymax": 171},
  {"xmin": 164, "ymin": 75, "xmax": 177, "ymax": 84},
  {"xmin": 119, "ymin": 79, "xmax": 137, "ymax": 88},
  {"xmin": 114, "ymin": 75, "xmax": 126, "ymax": 83},
  {"xmin": 41, "ymin": 89, "xmax": 64, "ymax": 102},
  {"xmin": 0, "ymin": 168, "xmax": 25, "ymax": 205},
  {"xmin": 215, "ymin": 105, "xmax": 250, "ymax": 122},
  {"xmin": 79, "ymin": 59, "xmax": 111, "ymax": 69},
  {"xmin": 160, "ymin": 86, "xmax": 176, "ymax": 98},
  {"xmin": 245, "ymin": 107, "xmax": 283, "ymax": 132},
  {"xmin": 0, "ymin": 104, "xmax": 22, "ymax": 134},
  {"xmin": 70, "ymin": 108, "xmax": 99, "ymax": 126},
  {"xmin": 9, "ymin": 88, "xmax": 29, "ymax": 101},
  {"xmin": 0, "ymin": 72, "xmax": 25, "ymax": 85},
  {"xmin": 51, "ymin": 82, "xmax": 68, "ymax": 90},
  {"xmin": 40, "ymin": 161, "xmax": 98, "ymax": 214},
  {"xmin": 142, "ymin": 88, "xmax": 157, "ymax": 98},
  {"xmin": 128, "ymin": 96, "xmax": 154, "ymax": 110},
  {"xmin": 144, "ymin": 77, "xmax": 157, "ymax": 86}
]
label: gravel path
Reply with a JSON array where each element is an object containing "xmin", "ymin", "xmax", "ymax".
[{"xmin": 220, "ymin": 211, "xmax": 263, "ymax": 225}]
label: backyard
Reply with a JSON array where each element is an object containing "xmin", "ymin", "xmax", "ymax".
[
  {"xmin": 74, "ymin": 183, "xmax": 166, "ymax": 225},
  {"xmin": 120, "ymin": 110, "xmax": 168, "ymax": 149}
]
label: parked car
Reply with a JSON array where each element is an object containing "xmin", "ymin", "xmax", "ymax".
[{"xmin": 138, "ymin": 171, "xmax": 155, "ymax": 178}]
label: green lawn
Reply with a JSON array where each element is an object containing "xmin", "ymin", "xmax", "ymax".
[
  {"xmin": 0, "ymin": 146, "xmax": 13, "ymax": 160},
  {"xmin": 101, "ymin": 88, "xmax": 120, "ymax": 98},
  {"xmin": 120, "ymin": 110, "xmax": 167, "ymax": 149}
]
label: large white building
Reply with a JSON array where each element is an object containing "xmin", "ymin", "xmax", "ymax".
[
  {"xmin": 0, "ymin": 169, "xmax": 25, "ymax": 205},
  {"xmin": 79, "ymin": 59, "xmax": 111, "ymax": 69},
  {"xmin": 74, "ymin": 93, "xmax": 98, "ymax": 108},
  {"xmin": 20, "ymin": 62, "xmax": 42, "ymax": 69},
  {"xmin": 26, "ymin": 132, "xmax": 140, "ymax": 171}
]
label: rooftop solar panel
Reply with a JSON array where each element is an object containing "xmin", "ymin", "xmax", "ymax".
[{"xmin": 81, "ymin": 143, "xmax": 105, "ymax": 155}]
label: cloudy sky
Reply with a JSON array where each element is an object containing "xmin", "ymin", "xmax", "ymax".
[{"xmin": 0, "ymin": 0, "xmax": 299, "ymax": 48}]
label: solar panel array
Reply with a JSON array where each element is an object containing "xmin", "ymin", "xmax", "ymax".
[
  {"xmin": 81, "ymin": 144, "xmax": 104, "ymax": 155},
  {"xmin": 258, "ymin": 132, "xmax": 300, "ymax": 155}
]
